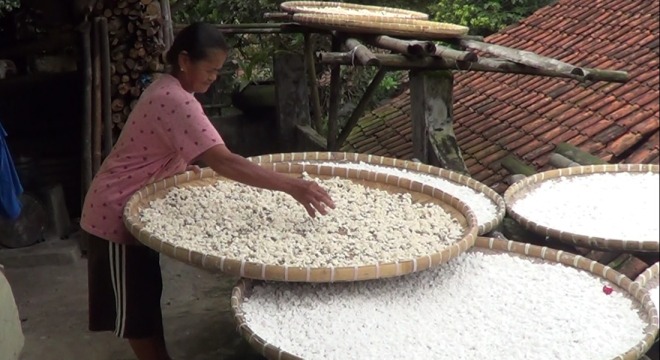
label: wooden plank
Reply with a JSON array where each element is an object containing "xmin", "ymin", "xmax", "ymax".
[
  {"xmin": 304, "ymin": 33, "xmax": 323, "ymax": 132},
  {"xmin": 409, "ymin": 70, "xmax": 469, "ymax": 173},
  {"xmin": 549, "ymin": 153, "xmax": 580, "ymax": 168},
  {"xmin": 501, "ymin": 155, "xmax": 537, "ymax": 176},
  {"xmin": 460, "ymin": 38, "xmax": 584, "ymax": 76},
  {"xmin": 326, "ymin": 36, "xmax": 342, "ymax": 150},
  {"xmin": 273, "ymin": 53, "xmax": 311, "ymax": 152},
  {"xmin": 92, "ymin": 19, "xmax": 103, "ymax": 175},
  {"xmin": 555, "ymin": 142, "xmax": 607, "ymax": 165},
  {"xmin": 80, "ymin": 22, "xmax": 93, "ymax": 197},
  {"xmin": 98, "ymin": 17, "xmax": 114, "ymax": 159},
  {"xmin": 336, "ymin": 68, "xmax": 387, "ymax": 149},
  {"xmin": 296, "ymin": 125, "xmax": 327, "ymax": 151}
]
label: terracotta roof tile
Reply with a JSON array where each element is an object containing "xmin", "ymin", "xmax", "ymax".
[{"xmin": 344, "ymin": 0, "xmax": 660, "ymax": 192}]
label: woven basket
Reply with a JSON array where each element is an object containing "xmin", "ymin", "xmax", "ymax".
[
  {"xmin": 280, "ymin": 1, "xmax": 429, "ymax": 20},
  {"xmin": 504, "ymin": 164, "xmax": 660, "ymax": 252},
  {"xmin": 292, "ymin": 13, "xmax": 469, "ymax": 39},
  {"xmin": 635, "ymin": 262, "xmax": 660, "ymax": 287},
  {"xmin": 231, "ymin": 236, "xmax": 659, "ymax": 360},
  {"xmin": 247, "ymin": 151, "xmax": 505, "ymax": 235},
  {"xmin": 124, "ymin": 163, "xmax": 479, "ymax": 282}
]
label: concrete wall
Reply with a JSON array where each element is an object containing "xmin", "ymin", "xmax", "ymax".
[{"xmin": 0, "ymin": 266, "xmax": 24, "ymax": 360}]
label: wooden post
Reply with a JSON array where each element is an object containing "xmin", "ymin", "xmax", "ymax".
[
  {"xmin": 98, "ymin": 17, "xmax": 113, "ymax": 159},
  {"xmin": 273, "ymin": 52, "xmax": 311, "ymax": 152},
  {"xmin": 409, "ymin": 70, "xmax": 469, "ymax": 173},
  {"xmin": 304, "ymin": 33, "xmax": 323, "ymax": 132},
  {"xmin": 327, "ymin": 35, "xmax": 342, "ymax": 150},
  {"xmin": 92, "ymin": 18, "xmax": 102, "ymax": 175},
  {"xmin": 81, "ymin": 22, "xmax": 93, "ymax": 194},
  {"xmin": 336, "ymin": 68, "xmax": 387, "ymax": 149}
]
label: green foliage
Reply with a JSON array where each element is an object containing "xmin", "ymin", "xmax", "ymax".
[
  {"xmin": 0, "ymin": 0, "xmax": 18, "ymax": 15},
  {"xmin": 431, "ymin": 0, "xmax": 556, "ymax": 36}
]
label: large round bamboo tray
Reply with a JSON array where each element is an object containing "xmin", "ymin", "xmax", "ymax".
[
  {"xmin": 280, "ymin": 1, "xmax": 429, "ymax": 20},
  {"xmin": 504, "ymin": 164, "xmax": 659, "ymax": 252},
  {"xmin": 247, "ymin": 151, "xmax": 505, "ymax": 235},
  {"xmin": 635, "ymin": 262, "xmax": 660, "ymax": 288},
  {"xmin": 291, "ymin": 13, "xmax": 469, "ymax": 39},
  {"xmin": 124, "ymin": 163, "xmax": 479, "ymax": 282},
  {"xmin": 231, "ymin": 236, "xmax": 659, "ymax": 360}
]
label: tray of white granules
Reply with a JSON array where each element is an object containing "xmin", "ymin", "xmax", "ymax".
[
  {"xmin": 635, "ymin": 262, "xmax": 659, "ymax": 327},
  {"xmin": 124, "ymin": 163, "xmax": 479, "ymax": 282},
  {"xmin": 504, "ymin": 164, "xmax": 659, "ymax": 252},
  {"xmin": 248, "ymin": 152, "xmax": 505, "ymax": 235},
  {"xmin": 280, "ymin": 1, "xmax": 429, "ymax": 20},
  {"xmin": 231, "ymin": 237, "xmax": 659, "ymax": 360},
  {"xmin": 291, "ymin": 13, "xmax": 469, "ymax": 39}
]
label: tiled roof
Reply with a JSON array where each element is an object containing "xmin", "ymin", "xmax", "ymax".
[{"xmin": 342, "ymin": 0, "xmax": 659, "ymax": 193}]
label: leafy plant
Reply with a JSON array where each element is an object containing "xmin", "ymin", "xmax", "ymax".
[{"xmin": 431, "ymin": 0, "xmax": 556, "ymax": 36}]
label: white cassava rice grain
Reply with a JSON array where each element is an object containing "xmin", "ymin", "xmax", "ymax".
[
  {"xmin": 139, "ymin": 175, "xmax": 464, "ymax": 267},
  {"xmin": 511, "ymin": 172, "xmax": 659, "ymax": 241},
  {"xmin": 300, "ymin": 161, "xmax": 499, "ymax": 229},
  {"xmin": 241, "ymin": 252, "xmax": 649, "ymax": 360}
]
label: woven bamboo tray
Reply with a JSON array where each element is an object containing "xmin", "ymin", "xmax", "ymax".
[
  {"xmin": 635, "ymin": 262, "xmax": 660, "ymax": 288},
  {"xmin": 291, "ymin": 13, "xmax": 469, "ymax": 39},
  {"xmin": 231, "ymin": 236, "xmax": 659, "ymax": 360},
  {"xmin": 280, "ymin": 1, "xmax": 429, "ymax": 20},
  {"xmin": 504, "ymin": 164, "xmax": 660, "ymax": 252},
  {"xmin": 248, "ymin": 151, "xmax": 505, "ymax": 235},
  {"xmin": 124, "ymin": 163, "xmax": 479, "ymax": 282}
]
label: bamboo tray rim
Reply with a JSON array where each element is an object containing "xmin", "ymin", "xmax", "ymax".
[
  {"xmin": 291, "ymin": 13, "xmax": 469, "ymax": 38},
  {"xmin": 503, "ymin": 164, "xmax": 660, "ymax": 252},
  {"xmin": 124, "ymin": 163, "xmax": 479, "ymax": 283},
  {"xmin": 247, "ymin": 151, "xmax": 505, "ymax": 236},
  {"xmin": 231, "ymin": 236, "xmax": 659, "ymax": 360},
  {"xmin": 280, "ymin": 1, "xmax": 429, "ymax": 20},
  {"xmin": 634, "ymin": 262, "xmax": 660, "ymax": 288}
]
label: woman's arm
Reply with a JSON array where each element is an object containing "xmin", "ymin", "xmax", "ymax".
[{"xmin": 197, "ymin": 144, "xmax": 335, "ymax": 217}]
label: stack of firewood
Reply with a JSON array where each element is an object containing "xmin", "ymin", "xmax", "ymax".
[{"xmin": 94, "ymin": 0, "xmax": 169, "ymax": 130}]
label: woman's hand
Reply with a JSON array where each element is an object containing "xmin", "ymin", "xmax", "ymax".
[
  {"xmin": 186, "ymin": 164, "xmax": 202, "ymax": 174},
  {"xmin": 287, "ymin": 179, "xmax": 335, "ymax": 218}
]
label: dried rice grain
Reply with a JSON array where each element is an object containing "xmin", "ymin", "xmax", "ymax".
[
  {"xmin": 139, "ymin": 175, "xmax": 464, "ymax": 267},
  {"xmin": 301, "ymin": 161, "xmax": 498, "ymax": 229},
  {"xmin": 241, "ymin": 251, "xmax": 649, "ymax": 360},
  {"xmin": 511, "ymin": 172, "xmax": 659, "ymax": 241}
]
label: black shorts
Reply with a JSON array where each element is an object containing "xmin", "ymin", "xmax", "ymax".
[{"xmin": 87, "ymin": 234, "xmax": 163, "ymax": 339}]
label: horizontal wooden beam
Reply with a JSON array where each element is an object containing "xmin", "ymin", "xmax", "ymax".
[{"xmin": 317, "ymin": 52, "xmax": 626, "ymax": 82}]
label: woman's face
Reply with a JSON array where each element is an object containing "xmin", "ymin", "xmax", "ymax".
[{"xmin": 178, "ymin": 49, "xmax": 228, "ymax": 93}]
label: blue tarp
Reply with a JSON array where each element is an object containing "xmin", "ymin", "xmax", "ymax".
[{"xmin": 0, "ymin": 120, "xmax": 23, "ymax": 219}]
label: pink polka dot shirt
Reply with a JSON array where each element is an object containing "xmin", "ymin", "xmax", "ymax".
[{"xmin": 80, "ymin": 74, "xmax": 224, "ymax": 244}]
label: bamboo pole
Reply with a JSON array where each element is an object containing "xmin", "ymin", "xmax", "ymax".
[
  {"xmin": 161, "ymin": 0, "xmax": 174, "ymax": 49},
  {"xmin": 343, "ymin": 38, "xmax": 379, "ymax": 66},
  {"xmin": 317, "ymin": 52, "xmax": 628, "ymax": 83},
  {"xmin": 326, "ymin": 35, "xmax": 342, "ymax": 150},
  {"xmin": 435, "ymin": 44, "xmax": 478, "ymax": 62},
  {"xmin": 98, "ymin": 17, "xmax": 113, "ymax": 159},
  {"xmin": 81, "ymin": 22, "xmax": 93, "ymax": 194},
  {"xmin": 460, "ymin": 38, "xmax": 584, "ymax": 76},
  {"xmin": 336, "ymin": 68, "xmax": 387, "ymax": 148},
  {"xmin": 304, "ymin": 33, "xmax": 323, "ymax": 132},
  {"xmin": 368, "ymin": 35, "xmax": 436, "ymax": 56},
  {"xmin": 548, "ymin": 153, "xmax": 579, "ymax": 168},
  {"xmin": 92, "ymin": 18, "xmax": 102, "ymax": 175}
]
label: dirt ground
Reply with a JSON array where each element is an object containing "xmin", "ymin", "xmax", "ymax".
[{"xmin": 1, "ymin": 232, "xmax": 265, "ymax": 360}]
